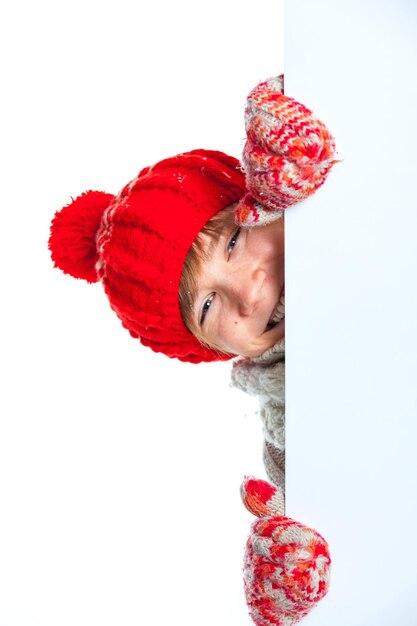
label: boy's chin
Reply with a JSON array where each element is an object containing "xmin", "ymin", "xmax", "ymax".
[
  {"xmin": 261, "ymin": 318, "xmax": 285, "ymax": 351},
  {"xmin": 238, "ymin": 320, "xmax": 285, "ymax": 359}
]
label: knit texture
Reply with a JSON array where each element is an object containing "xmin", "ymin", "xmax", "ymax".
[
  {"xmin": 236, "ymin": 75, "xmax": 337, "ymax": 226},
  {"xmin": 49, "ymin": 76, "xmax": 336, "ymax": 363},
  {"xmin": 241, "ymin": 478, "xmax": 331, "ymax": 626},
  {"xmin": 231, "ymin": 336, "xmax": 286, "ymax": 492},
  {"xmin": 49, "ymin": 150, "xmax": 246, "ymax": 363}
]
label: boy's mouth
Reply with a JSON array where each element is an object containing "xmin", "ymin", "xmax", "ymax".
[{"xmin": 265, "ymin": 288, "xmax": 285, "ymax": 332}]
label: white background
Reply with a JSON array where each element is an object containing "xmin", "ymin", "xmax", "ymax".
[
  {"xmin": 0, "ymin": 2, "xmax": 281, "ymax": 626},
  {"xmin": 1, "ymin": 1, "xmax": 416, "ymax": 626}
]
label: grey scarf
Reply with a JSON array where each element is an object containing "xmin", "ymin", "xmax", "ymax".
[{"xmin": 230, "ymin": 337, "xmax": 285, "ymax": 494}]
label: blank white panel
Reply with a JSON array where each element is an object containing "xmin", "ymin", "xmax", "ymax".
[{"xmin": 285, "ymin": 1, "xmax": 417, "ymax": 624}]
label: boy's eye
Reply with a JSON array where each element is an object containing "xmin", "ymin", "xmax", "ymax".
[
  {"xmin": 227, "ymin": 228, "xmax": 241, "ymax": 256},
  {"xmin": 200, "ymin": 294, "xmax": 214, "ymax": 326}
]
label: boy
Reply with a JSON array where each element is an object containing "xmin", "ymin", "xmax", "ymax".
[{"xmin": 49, "ymin": 76, "xmax": 336, "ymax": 624}]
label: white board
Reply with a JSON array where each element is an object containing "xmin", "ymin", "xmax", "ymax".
[{"xmin": 285, "ymin": 1, "xmax": 417, "ymax": 623}]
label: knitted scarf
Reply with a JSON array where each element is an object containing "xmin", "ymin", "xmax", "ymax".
[{"xmin": 231, "ymin": 321, "xmax": 286, "ymax": 496}]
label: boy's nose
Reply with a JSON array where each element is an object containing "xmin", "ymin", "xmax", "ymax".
[{"xmin": 230, "ymin": 267, "xmax": 265, "ymax": 316}]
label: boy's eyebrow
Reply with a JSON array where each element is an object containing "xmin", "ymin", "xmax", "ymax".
[{"xmin": 206, "ymin": 224, "xmax": 226, "ymax": 259}]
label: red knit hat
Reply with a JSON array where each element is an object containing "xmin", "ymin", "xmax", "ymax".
[
  {"xmin": 49, "ymin": 149, "xmax": 247, "ymax": 363},
  {"xmin": 49, "ymin": 78, "xmax": 337, "ymax": 363}
]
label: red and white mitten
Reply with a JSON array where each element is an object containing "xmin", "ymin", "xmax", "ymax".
[
  {"xmin": 236, "ymin": 75, "xmax": 338, "ymax": 226},
  {"xmin": 241, "ymin": 477, "xmax": 331, "ymax": 625}
]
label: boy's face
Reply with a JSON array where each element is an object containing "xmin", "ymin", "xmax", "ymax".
[{"xmin": 191, "ymin": 217, "xmax": 285, "ymax": 358}]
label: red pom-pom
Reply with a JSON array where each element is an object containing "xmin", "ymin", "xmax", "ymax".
[{"xmin": 49, "ymin": 190, "xmax": 114, "ymax": 283}]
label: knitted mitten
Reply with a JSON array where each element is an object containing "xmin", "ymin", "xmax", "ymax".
[
  {"xmin": 241, "ymin": 477, "xmax": 331, "ymax": 626},
  {"xmin": 236, "ymin": 75, "xmax": 337, "ymax": 226}
]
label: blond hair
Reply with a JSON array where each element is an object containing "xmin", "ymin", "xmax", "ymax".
[{"xmin": 178, "ymin": 203, "xmax": 237, "ymax": 351}]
